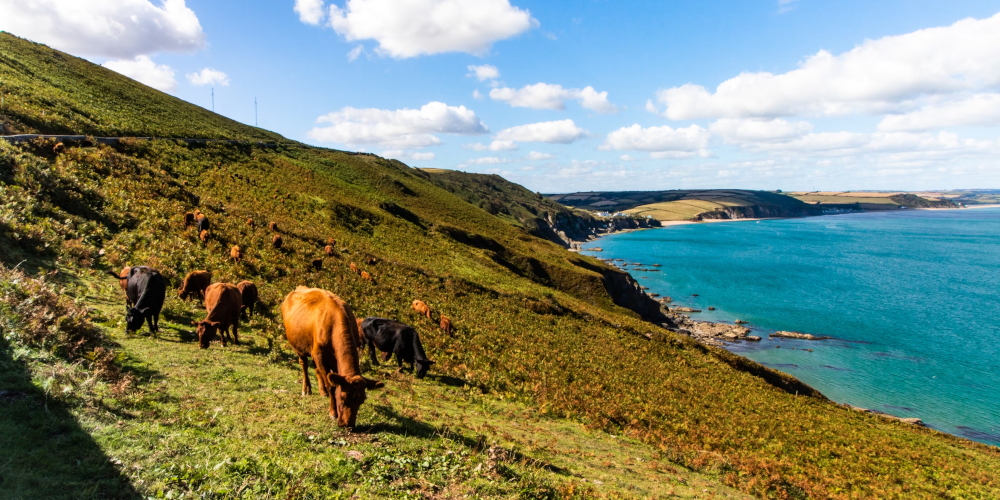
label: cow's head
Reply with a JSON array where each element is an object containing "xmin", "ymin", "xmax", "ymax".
[
  {"xmin": 327, "ymin": 373, "xmax": 384, "ymax": 428},
  {"xmin": 414, "ymin": 359, "xmax": 435, "ymax": 379},
  {"xmin": 125, "ymin": 307, "xmax": 149, "ymax": 332},
  {"xmin": 195, "ymin": 320, "xmax": 222, "ymax": 348}
]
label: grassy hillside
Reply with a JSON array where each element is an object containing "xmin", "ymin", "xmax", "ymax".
[
  {"xmin": 788, "ymin": 191, "xmax": 959, "ymax": 210},
  {"xmin": 2, "ymin": 33, "xmax": 1000, "ymax": 499},
  {"xmin": 548, "ymin": 190, "xmax": 820, "ymax": 221}
]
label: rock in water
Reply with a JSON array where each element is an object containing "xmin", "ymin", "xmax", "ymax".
[{"xmin": 770, "ymin": 331, "xmax": 832, "ymax": 340}]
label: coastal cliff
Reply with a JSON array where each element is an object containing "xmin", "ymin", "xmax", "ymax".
[
  {"xmin": 538, "ymin": 211, "xmax": 661, "ymax": 250},
  {"xmin": 695, "ymin": 204, "xmax": 822, "ymax": 220}
]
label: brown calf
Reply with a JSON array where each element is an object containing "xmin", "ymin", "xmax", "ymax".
[
  {"xmin": 106, "ymin": 266, "xmax": 132, "ymax": 308},
  {"xmin": 440, "ymin": 315, "xmax": 452, "ymax": 335},
  {"xmin": 268, "ymin": 221, "xmax": 278, "ymax": 232},
  {"xmin": 195, "ymin": 283, "xmax": 242, "ymax": 348},
  {"xmin": 199, "ymin": 229, "xmax": 209, "ymax": 243},
  {"xmin": 327, "ymin": 238, "xmax": 336, "ymax": 246},
  {"xmin": 312, "ymin": 258, "xmax": 323, "ymax": 271},
  {"xmin": 236, "ymin": 281, "xmax": 258, "ymax": 318},
  {"xmin": 178, "ymin": 270, "xmax": 212, "ymax": 301},
  {"xmin": 349, "ymin": 262, "xmax": 358, "ymax": 274},
  {"xmin": 360, "ymin": 271, "xmax": 370, "ymax": 281},
  {"xmin": 272, "ymin": 234, "xmax": 283, "ymax": 249},
  {"xmin": 247, "ymin": 217, "xmax": 255, "ymax": 228},
  {"xmin": 281, "ymin": 287, "xmax": 383, "ymax": 427},
  {"xmin": 412, "ymin": 300, "xmax": 431, "ymax": 319},
  {"xmin": 324, "ymin": 245, "xmax": 335, "ymax": 256},
  {"xmin": 230, "ymin": 245, "xmax": 242, "ymax": 263}
]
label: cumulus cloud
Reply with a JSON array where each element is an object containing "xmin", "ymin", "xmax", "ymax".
[
  {"xmin": 328, "ymin": 0, "xmax": 537, "ymax": 58},
  {"xmin": 461, "ymin": 156, "xmax": 509, "ymax": 165},
  {"xmin": 186, "ymin": 68, "xmax": 229, "ymax": 86},
  {"xmin": 654, "ymin": 12, "xmax": 1000, "ymax": 120},
  {"xmin": 490, "ymin": 83, "xmax": 618, "ymax": 113},
  {"xmin": 496, "ymin": 119, "xmax": 588, "ymax": 144},
  {"xmin": 472, "ymin": 90, "xmax": 485, "ymax": 100},
  {"xmin": 103, "ymin": 56, "xmax": 177, "ymax": 92},
  {"xmin": 526, "ymin": 151, "xmax": 554, "ymax": 160},
  {"xmin": 382, "ymin": 150, "xmax": 436, "ymax": 161},
  {"xmin": 295, "ymin": 0, "xmax": 326, "ymax": 24},
  {"xmin": 467, "ymin": 64, "xmax": 500, "ymax": 81},
  {"xmin": 710, "ymin": 118, "xmax": 813, "ymax": 143},
  {"xmin": 878, "ymin": 94, "xmax": 1000, "ymax": 131},
  {"xmin": 307, "ymin": 101, "xmax": 488, "ymax": 149},
  {"xmin": 468, "ymin": 140, "xmax": 518, "ymax": 151},
  {"xmin": 347, "ymin": 44, "xmax": 369, "ymax": 61},
  {"xmin": 0, "ymin": 0, "xmax": 205, "ymax": 59},
  {"xmin": 748, "ymin": 130, "xmax": 999, "ymax": 158},
  {"xmin": 602, "ymin": 124, "xmax": 711, "ymax": 156}
]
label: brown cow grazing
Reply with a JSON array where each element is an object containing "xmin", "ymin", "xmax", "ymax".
[
  {"xmin": 236, "ymin": 281, "xmax": 258, "ymax": 318},
  {"xmin": 199, "ymin": 229, "xmax": 209, "ymax": 243},
  {"xmin": 272, "ymin": 234, "xmax": 283, "ymax": 249},
  {"xmin": 349, "ymin": 262, "xmax": 358, "ymax": 274},
  {"xmin": 184, "ymin": 212, "xmax": 195, "ymax": 227},
  {"xmin": 327, "ymin": 238, "xmax": 336, "ymax": 246},
  {"xmin": 360, "ymin": 271, "xmax": 371, "ymax": 281},
  {"xmin": 195, "ymin": 283, "xmax": 242, "ymax": 348},
  {"xmin": 281, "ymin": 287, "xmax": 384, "ymax": 427},
  {"xmin": 440, "ymin": 315, "xmax": 452, "ymax": 335},
  {"xmin": 312, "ymin": 258, "xmax": 323, "ymax": 271},
  {"xmin": 230, "ymin": 245, "xmax": 242, "ymax": 263},
  {"xmin": 324, "ymin": 245, "xmax": 335, "ymax": 256},
  {"xmin": 178, "ymin": 270, "xmax": 212, "ymax": 301},
  {"xmin": 247, "ymin": 217, "xmax": 254, "ymax": 228},
  {"xmin": 268, "ymin": 221, "xmax": 278, "ymax": 232},
  {"xmin": 106, "ymin": 266, "xmax": 132, "ymax": 307},
  {"xmin": 412, "ymin": 300, "xmax": 432, "ymax": 319}
]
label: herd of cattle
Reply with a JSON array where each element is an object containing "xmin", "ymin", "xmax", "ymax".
[{"xmin": 107, "ymin": 212, "xmax": 451, "ymax": 427}]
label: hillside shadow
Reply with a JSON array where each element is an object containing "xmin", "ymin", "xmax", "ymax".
[{"xmin": 0, "ymin": 338, "xmax": 141, "ymax": 499}]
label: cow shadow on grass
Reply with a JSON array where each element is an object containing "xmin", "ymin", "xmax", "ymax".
[{"xmin": 0, "ymin": 338, "xmax": 142, "ymax": 499}]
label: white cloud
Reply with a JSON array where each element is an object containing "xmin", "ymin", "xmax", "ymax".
[
  {"xmin": 0, "ymin": 0, "xmax": 205, "ymax": 59},
  {"xmin": 490, "ymin": 83, "xmax": 618, "ymax": 113},
  {"xmin": 186, "ymin": 68, "xmax": 229, "ymax": 86},
  {"xmin": 468, "ymin": 140, "xmax": 518, "ymax": 151},
  {"xmin": 103, "ymin": 56, "xmax": 177, "ymax": 92},
  {"xmin": 347, "ymin": 44, "xmax": 369, "ymax": 61},
  {"xmin": 328, "ymin": 0, "xmax": 537, "ymax": 58},
  {"xmin": 295, "ymin": 0, "xmax": 326, "ymax": 25},
  {"xmin": 307, "ymin": 101, "xmax": 488, "ymax": 148},
  {"xmin": 382, "ymin": 150, "xmax": 436, "ymax": 161},
  {"xmin": 710, "ymin": 118, "xmax": 813, "ymax": 143},
  {"xmin": 777, "ymin": 0, "xmax": 799, "ymax": 14},
  {"xmin": 749, "ymin": 130, "xmax": 999, "ymax": 158},
  {"xmin": 650, "ymin": 150, "xmax": 711, "ymax": 160},
  {"xmin": 602, "ymin": 124, "xmax": 711, "ymax": 155},
  {"xmin": 459, "ymin": 156, "xmax": 513, "ymax": 167},
  {"xmin": 654, "ymin": 12, "xmax": 1000, "ymax": 120},
  {"xmin": 878, "ymin": 94, "xmax": 1000, "ymax": 131},
  {"xmin": 619, "ymin": 154, "xmax": 636, "ymax": 161},
  {"xmin": 496, "ymin": 119, "xmax": 588, "ymax": 144},
  {"xmin": 526, "ymin": 151, "xmax": 554, "ymax": 160},
  {"xmin": 472, "ymin": 90, "xmax": 485, "ymax": 100},
  {"xmin": 467, "ymin": 64, "xmax": 500, "ymax": 81},
  {"xmin": 644, "ymin": 99, "xmax": 658, "ymax": 114}
]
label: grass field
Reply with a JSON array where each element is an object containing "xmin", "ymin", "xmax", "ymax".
[
  {"xmin": 2, "ymin": 32, "xmax": 1000, "ymax": 499},
  {"xmin": 625, "ymin": 199, "xmax": 749, "ymax": 221}
]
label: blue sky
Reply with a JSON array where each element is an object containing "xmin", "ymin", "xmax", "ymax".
[{"xmin": 2, "ymin": 0, "xmax": 999, "ymax": 192}]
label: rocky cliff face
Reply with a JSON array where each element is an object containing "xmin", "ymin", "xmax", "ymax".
[
  {"xmin": 695, "ymin": 204, "xmax": 821, "ymax": 221},
  {"xmin": 532, "ymin": 212, "xmax": 661, "ymax": 249},
  {"xmin": 600, "ymin": 267, "xmax": 677, "ymax": 327}
]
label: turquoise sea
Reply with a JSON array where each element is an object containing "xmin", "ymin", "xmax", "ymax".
[{"xmin": 581, "ymin": 208, "xmax": 1000, "ymax": 446}]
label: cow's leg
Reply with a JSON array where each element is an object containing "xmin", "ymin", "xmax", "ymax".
[
  {"xmin": 145, "ymin": 314, "xmax": 155, "ymax": 335},
  {"xmin": 298, "ymin": 355, "xmax": 311, "ymax": 395},
  {"xmin": 392, "ymin": 336, "xmax": 406, "ymax": 372},
  {"xmin": 232, "ymin": 320, "xmax": 240, "ymax": 345},
  {"xmin": 367, "ymin": 341, "xmax": 381, "ymax": 366},
  {"xmin": 219, "ymin": 326, "xmax": 227, "ymax": 347},
  {"xmin": 153, "ymin": 309, "xmax": 161, "ymax": 333},
  {"xmin": 312, "ymin": 348, "xmax": 331, "ymax": 398}
]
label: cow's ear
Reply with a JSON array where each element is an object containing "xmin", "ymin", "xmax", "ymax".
[
  {"xmin": 363, "ymin": 378, "xmax": 384, "ymax": 390},
  {"xmin": 327, "ymin": 373, "xmax": 348, "ymax": 387}
]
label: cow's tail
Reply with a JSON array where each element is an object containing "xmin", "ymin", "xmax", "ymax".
[{"xmin": 106, "ymin": 270, "xmax": 128, "ymax": 280}]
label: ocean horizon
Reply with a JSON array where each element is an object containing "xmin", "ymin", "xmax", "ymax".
[{"xmin": 582, "ymin": 207, "xmax": 1000, "ymax": 447}]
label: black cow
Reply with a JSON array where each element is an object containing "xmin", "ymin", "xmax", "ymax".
[
  {"xmin": 360, "ymin": 317, "xmax": 434, "ymax": 378},
  {"xmin": 123, "ymin": 266, "xmax": 167, "ymax": 334},
  {"xmin": 197, "ymin": 216, "xmax": 210, "ymax": 233}
]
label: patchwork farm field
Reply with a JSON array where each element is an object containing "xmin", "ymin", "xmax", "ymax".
[{"xmin": 2, "ymin": 32, "xmax": 999, "ymax": 499}]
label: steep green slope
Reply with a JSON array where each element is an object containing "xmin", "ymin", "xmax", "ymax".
[
  {"xmin": 0, "ymin": 32, "xmax": 280, "ymax": 141},
  {"xmin": 1, "ymin": 33, "xmax": 999, "ymax": 499}
]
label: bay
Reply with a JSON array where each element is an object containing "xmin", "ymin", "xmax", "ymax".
[{"xmin": 582, "ymin": 208, "xmax": 1000, "ymax": 446}]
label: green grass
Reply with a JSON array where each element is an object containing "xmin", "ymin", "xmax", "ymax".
[{"xmin": 1, "ymin": 33, "xmax": 1000, "ymax": 499}]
